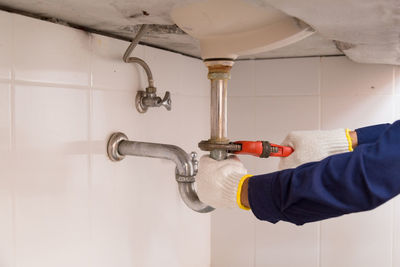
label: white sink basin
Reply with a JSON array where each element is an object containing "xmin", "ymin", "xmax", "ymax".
[{"xmin": 171, "ymin": 0, "xmax": 314, "ymax": 60}]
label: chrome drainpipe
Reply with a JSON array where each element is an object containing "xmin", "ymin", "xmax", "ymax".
[
  {"xmin": 199, "ymin": 59, "xmax": 234, "ymax": 161},
  {"xmin": 107, "ymin": 132, "xmax": 214, "ymax": 213}
]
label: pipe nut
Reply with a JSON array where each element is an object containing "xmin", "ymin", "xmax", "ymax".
[
  {"xmin": 208, "ymin": 72, "xmax": 231, "ymax": 80},
  {"xmin": 176, "ymin": 174, "xmax": 196, "ymax": 183}
]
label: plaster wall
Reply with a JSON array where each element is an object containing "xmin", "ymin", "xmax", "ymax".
[{"xmin": 0, "ymin": 10, "xmax": 211, "ymax": 267}]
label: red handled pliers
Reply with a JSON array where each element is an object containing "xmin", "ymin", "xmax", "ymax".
[{"xmin": 230, "ymin": 141, "xmax": 293, "ymax": 158}]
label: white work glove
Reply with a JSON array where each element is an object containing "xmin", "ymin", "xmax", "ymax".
[
  {"xmin": 279, "ymin": 129, "xmax": 352, "ymax": 170},
  {"xmin": 196, "ymin": 155, "xmax": 249, "ymax": 209}
]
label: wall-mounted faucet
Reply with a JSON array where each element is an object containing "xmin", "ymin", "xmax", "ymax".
[
  {"xmin": 107, "ymin": 132, "xmax": 214, "ymax": 213},
  {"xmin": 123, "ymin": 24, "xmax": 172, "ymax": 113}
]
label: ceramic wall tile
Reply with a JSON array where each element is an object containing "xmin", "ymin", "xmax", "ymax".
[
  {"xmin": 14, "ymin": 85, "xmax": 88, "ymax": 150},
  {"xmin": 394, "ymin": 196, "xmax": 400, "ymax": 267},
  {"xmin": 229, "ymin": 60, "xmax": 255, "ymax": 97},
  {"xmin": 320, "ymin": 201, "xmax": 393, "ymax": 267},
  {"xmin": 321, "ymin": 95, "xmax": 394, "ymax": 130},
  {"xmin": 255, "ymin": 57, "xmax": 319, "ymax": 96},
  {"xmin": 0, "ymin": 84, "xmax": 13, "ymax": 267},
  {"xmin": 211, "ymin": 209, "xmax": 255, "ymax": 267},
  {"xmin": 0, "ymin": 84, "xmax": 10, "ymax": 151},
  {"xmin": 181, "ymin": 56, "xmax": 210, "ymax": 97},
  {"xmin": 91, "ymin": 34, "xmax": 146, "ymax": 91},
  {"xmin": 321, "ymin": 57, "xmax": 393, "ymax": 96},
  {"xmin": 395, "ymin": 66, "xmax": 400, "ymax": 95},
  {"xmin": 14, "ymin": 85, "xmax": 90, "ymax": 267},
  {"xmin": 13, "ymin": 15, "xmax": 91, "ymax": 86},
  {"xmin": 254, "ymin": 96, "xmax": 320, "ymax": 145},
  {"xmin": 255, "ymin": 221, "xmax": 319, "ymax": 267},
  {"xmin": 0, "ymin": 11, "xmax": 12, "ymax": 80},
  {"xmin": 144, "ymin": 46, "xmax": 184, "ymax": 97}
]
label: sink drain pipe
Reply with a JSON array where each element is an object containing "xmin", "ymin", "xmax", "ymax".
[
  {"xmin": 107, "ymin": 132, "xmax": 214, "ymax": 213},
  {"xmin": 199, "ymin": 59, "xmax": 234, "ymax": 160}
]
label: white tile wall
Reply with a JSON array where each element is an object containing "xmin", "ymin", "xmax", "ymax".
[
  {"xmin": 0, "ymin": 19, "xmax": 12, "ymax": 261},
  {"xmin": 321, "ymin": 57, "xmax": 394, "ymax": 96},
  {"xmin": 229, "ymin": 61, "xmax": 255, "ymax": 97},
  {"xmin": 0, "ymin": 10, "xmax": 210, "ymax": 267},
  {"xmin": 91, "ymin": 34, "xmax": 146, "ymax": 91},
  {"xmin": 213, "ymin": 56, "xmax": 399, "ymax": 267},
  {"xmin": 321, "ymin": 95, "xmax": 394, "ymax": 130},
  {"xmin": 394, "ymin": 196, "xmax": 400, "ymax": 267},
  {"xmin": 396, "ymin": 92, "xmax": 400, "ymax": 267},
  {"xmin": 254, "ymin": 57, "xmax": 320, "ymax": 96},
  {"xmin": 395, "ymin": 66, "xmax": 400, "ymax": 95},
  {"xmin": 14, "ymin": 86, "xmax": 89, "ymax": 150},
  {"xmin": 320, "ymin": 202, "xmax": 393, "ymax": 267},
  {"xmin": 13, "ymin": 15, "xmax": 91, "ymax": 86},
  {"xmin": 0, "ymin": 11, "xmax": 12, "ymax": 80},
  {"xmin": 0, "ymin": 84, "xmax": 10, "ymax": 151},
  {"xmin": 13, "ymin": 85, "xmax": 90, "ymax": 267},
  {"xmin": 255, "ymin": 221, "xmax": 319, "ymax": 267},
  {"xmin": 0, "ymin": 84, "xmax": 13, "ymax": 267},
  {"xmin": 211, "ymin": 209, "xmax": 255, "ymax": 267}
]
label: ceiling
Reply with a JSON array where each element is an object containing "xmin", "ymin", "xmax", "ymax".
[{"xmin": 1, "ymin": 0, "xmax": 399, "ymax": 65}]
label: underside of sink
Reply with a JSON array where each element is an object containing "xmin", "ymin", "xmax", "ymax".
[{"xmin": 171, "ymin": 0, "xmax": 314, "ymax": 60}]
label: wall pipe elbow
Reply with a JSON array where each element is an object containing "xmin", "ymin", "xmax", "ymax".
[{"xmin": 107, "ymin": 132, "xmax": 214, "ymax": 213}]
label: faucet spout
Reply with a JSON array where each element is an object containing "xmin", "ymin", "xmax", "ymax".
[{"xmin": 107, "ymin": 132, "xmax": 214, "ymax": 213}]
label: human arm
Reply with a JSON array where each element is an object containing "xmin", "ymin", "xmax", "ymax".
[
  {"xmin": 196, "ymin": 123, "xmax": 393, "ymax": 213},
  {"xmin": 278, "ymin": 123, "xmax": 391, "ymax": 170},
  {"xmin": 248, "ymin": 120, "xmax": 400, "ymax": 225},
  {"xmin": 355, "ymin": 123, "xmax": 390, "ymax": 145}
]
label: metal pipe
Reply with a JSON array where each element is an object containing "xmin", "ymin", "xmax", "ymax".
[
  {"xmin": 204, "ymin": 60, "xmax": 234, "ymax": 160},
  {"xmin": 210, "ymin": 79, "xmax": 228, "ymax": 141},
  {"xmin": 178, "ymin": 183, "xmax": 215, "ymax": 213},
  {"xmin": 123, "ymin": 24, "xmax": 154, "ymax": 88},
  {"xmin": 118, "ymin": 140, "xmax": 194, "ymax": 177},
  {"xmin": 123, "ymin": 24, "xmax": 148, "ymax": 62},
  {"xmin": 107, "ymin": 132, "xmax": 214, "ymax": 213}
]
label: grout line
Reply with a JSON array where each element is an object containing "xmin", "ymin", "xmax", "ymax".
[
  {"xmin": 393, "ymin": 66, "xmax": 396, "ymax": 96},
  {"xmin": 0, "ymin": 78, "xmax": 12, "ymax": 84},
  {"xmin": 236, "ymin": 54, "xmax": 346, "ymax": 61},
  {"xmin": 10, "ymin": 79, "xmax": 91, "ymax": 90},
  {"xmin": 318, "ymin": 57, "xmax": 322, "ymax": 267},
  {"xmin": 318, "ymin": 57, "xmax": 323, "ymax": 131},
  {"xmin": 229, "ymin": 94, "xmax": 320, "ymax": 98},
  {"xmin": 318, "ymin": 222, "xmax": 322, "ymax": 267},
  {"xmin": 253, "ymin": 217, "xmax": 256, "ymax": 267},
  {"xmin": 392, "ymin": 67, "xmax": 397, "ymax": 122},
  {"xmin": 0, "ymin": 58, "xmax": 208, "ymax": 97},
  {"xmin": 391, "ymin": 67, "xmax": 396, "ymax": 267},
  {"xmin": 10, "ymin": 13, "xmax": 17, "ymax": 267},
  {"xmin": 391, "ymin": 200, "xmax": 395, "ymax": 267},
  {"xmin": 87, "ymin": 34, "xmax": 94, "ymax": 267},
  {"xmin": 251, "ymin": 59, "xmax": 256, "ymax": 97},
  {"xmin": 393, "ymin": 198, "xmax": 398, "ymax": 267}
]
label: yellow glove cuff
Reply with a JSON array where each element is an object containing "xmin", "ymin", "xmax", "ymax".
[
  {"xmin": 236, "ymin": 174, "xmax": 253, "ymax": 210},
  {"xmin": 345, "ymin": 128, "xmax": 353, "ymax": 152}
]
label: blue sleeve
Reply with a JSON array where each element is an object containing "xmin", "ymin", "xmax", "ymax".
[
  {"xmin": 356, "ymin": 123, "xmax": 390, "ymax": 145},
  {"xmin": 248, "ymin": 121, "xmax": 400, "ymax": 225}
]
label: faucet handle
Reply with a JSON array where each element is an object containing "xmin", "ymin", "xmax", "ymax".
[{"xmin": 161, "ymin": 91, "xmax": 172, "ymax": 111}]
